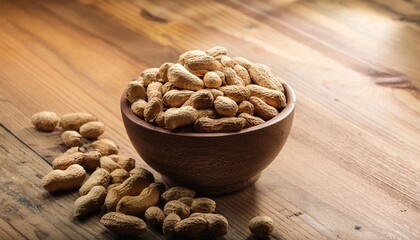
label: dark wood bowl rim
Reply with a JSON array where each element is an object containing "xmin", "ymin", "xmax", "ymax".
[{"xmin": 120, "ymin": 82, "xmax": 296, "ymax": 137}]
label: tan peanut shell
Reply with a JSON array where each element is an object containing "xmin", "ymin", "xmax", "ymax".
[
  {"xmin": 194, "ymin": 117, "xmax": 245, "ymax": 133},
  {"xmin": 250, "ymin": 96, "xmax": 279, "ymax": 121},
  {"xmin": 238, "ymin": 101, "xmax": 254, "ymax": 115},
  {"xmin": 100, "ymin": 212, "xmax": 147, "ymax": 235},
  {"xmin": 110, "ymin": 168, "xmax": 129, "ymax": 184},
  {"xmin": 234, "ymin": 64, "xmax": 252, "ymax": 85},
  {"xmin": 74, "ymin": 186, "xmax": 106, "ymax": 217},
  {"xmin": 61, "ymin": 130, "xmax": 82, "ymax": 147},
  {"xmin": 214, "ymin": 96, "xmax": 238, "ymax": 117},
  {"xmin": 60, "ymin": 113, "xmax": 96, "ymax": 131},
  {"xmin": 203, "ymin": 71, "xmax": 222, "ymax": 88},
  {"xmin": 105, "ymin": 173, "xmax": 153, "ymax": 211},
  {"xmin": 190, "ymin": 213, "xmax": 229, "ymax": 237},
  {"xmin": 140, "ymin": 67, "xmax": 159, "ymax": 86},
  {"xmin": 249, "ymin": 216, "xmax": 274, "ymax": 238},
  {"xmin": 144, "ymin": 97, "xmax": 163, "ymax": 122},
  {"xmin": 31, "ymin": 111, "xmax": 60, "ymax": 132},
  {"xmin": 79, "ymin": 121, "xmax": 105, "ymax": 139},
  {"xmin": 63, "ymin": 146, "xmax": 80, "ymax": 155},
  {"xmin": 107, "ymin": 183, "xmax": 121, "ymax": 191},
  {"xmin": 79, "ymin": 168, "xmax": 110, "ymax": 196},
  {"xmin": 163, "ymin": 213, "xmax": 181, "ymax": 237},
  {"xmin": 220, "ymin": 55, "xmax": 234, "ymax": 68},
  {"xmin": 206, "ymin": 46, "xmax": 228, "ymax": 59},
  {"xmin": 239, "ymin": 113, "xmax": 265, "ymax": 128},
  {"xmin": 174, "ymin": 216, "xmax": 207, "ymax": 237},
  {"xmin": 179, "ymin": 50, "xmax": 207, "ymax": 65},
  {"xmin": 184, "ymin": 55, "xmax": 219, "ymax": 71},
  {"xmin": 168, "ymin": 64, "xmax": 204, "ymax": 91},
  {"xmin": 147, "ymin": 82, "xmax": 163, "ymax": 100},
  {"xmin": 155, "ymin": 111, "xmax": 166, "ymax": 128},
  {"xmin": 178, "ymin": 197, "xmax": 194, "ymax": 207},
  {"xmin": 82, "ymin": 150, "xmax": 102, "ymax": 170},
  {"xmin": 163, "ymin": 90, "xmax": 194, "ymax": 107},
  {"xmin": 161, "ymin": 82, "xmax": 177, "ymax": 95},
  {"xmin": 249, "ymin": 64, "xmax": 284, "ymax": 92},
  {"xmin": 129, "ymin": 167, "xmax": 154, "ymax": 182},
  {"xmin": 191, "ymin": 198, "xmax": 216, "ymax": 213},
  {"xmin": 161, "ymin": 187, "xmax": 196, "ymax": 203},
  {"xmin": 232, "ymin": 56, "xmax": 252, "ymax": 69},
  {"xmin": 222, "ymin": 67, "xmax": 245, "ymax": 86},
  {"xmin": 126, "ymin": 80, "xmax": 146, "ymax": 103},
  {"xmin": 164, "ymin": 106, "xmax": 199, "ymax": 130},
  {"xmin": 91, "ymin": 139, "xmax": 119, "ymax": 156},
  {"xmin": 197, "ymin": 108, "xmax": 219, "ymax": 119},
  {"xmin": 100, "ymin": 156, "xmax": 122, "ymax": 173},
  {"xmin": 218, "ymin": 85, "xmax": 250, "ymax": 102},
  {"xmin": 116, "ymin": 182, "xmax": 164, "ymax": 216},
  {"xmin": 145, "ymin": 206, "xmax": 165, "ymax": 228},
  {"xmin": 182, "ymin": 91, "xmax": 214, "ymax": 110},
  {"xmin": 164, "ymin": 200, "xmax": 191, "ymax": 219},
  {"xmin": 52, "ymin": 152, "xmax": 84, "ymax": 170},
  {"xmin": 131, "ymin": 99, "xmax": 147, "ymax": 118},
  {"xmin": 247, "ymin": 84, "xmax": 286, "ymax": 108},
  {"xmin": 108, "ymin": 155, "xmax": 136, "ymax": 172},
  {"xmin": 41, "ymin": 164, "xmax": 86, "ymax": 192},
  {"xmin": 158, "ymin": 62, "xmax": 173, "ymax": 82}
]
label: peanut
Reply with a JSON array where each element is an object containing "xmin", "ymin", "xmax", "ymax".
[
  {"xmin": 234, "ymin": 64, "xmax": 252, "ymax": 85},
  {"xmin": 197, "ymin": 108, "xmax": 219, "ymax": 119},
  {"xmin": 214, "ymin": 96, "xmax": 238, "ymax": 117},
  {"xmin": 161, "ymin": 82, "xmax": 177, "ymax": 95},
  {"xmin": 238, "ymin": 100, "xmax": 254, "ymax": 115},
  {"xmin": 126, "ymin": 80, "xmax": 146, "ymax": 103},
  {"xmin": 232, "ymin": 56, "xmax": 252, "ymax": 69},
  {"xmin": 163, "ymin": 90, "xmax": 194, "ymax": 107},
  {"xmin": 250, "ymin": 96, "xmax": 279, "ymax": 120},
  {"xmin": 129, "ymin": 167, "xmax": 154, "ymax": 182},
  {"xmin": 174, "ymin": 216, "xmax": 207, "ymax": 237},
  {"xmin": 203, "ymin": 71, "xmax": 222, "ymax": 88},
  {"xmin": 206, "ymin": 46, "xmax": 228, "ymax": 59},
  {"xmin": 247, "ymin": 84, "xmax": 286, "ymax": 108},
  {"xmin": 74, "ymin": 186, "xmax": 106, "ymax": 217},
  {"xmin": 178, "ymin": 197, "xmax": 194, "ymax": 207},
  {"xmin": 190, "ymin": 213, "xmax": 229, "ymax": 237},
  {"xmin": 31, "ymin": 111, "xmax": 60, "ymax": 132},
  {"xmin": 239, "ymin": 113, "xmax": 265, "ymax": 128},
  {"xmin": 107, "ymin": 183, "xmax": 121, "ymax": 191},
  {"xmin": 158, "ymin": 62, "xmax": 173, "ymax": 82},
  {"xmin": 161, "ymin": 186, "xmax": 196, "ymax": 203},
  {"xmin": 110, "ymin": 168, "xmax": 129, "ymax": 184},
  {"xmin": 215, "ymin": 70, "xmax": 226, "ymax": 84},
  {"xmin": 108, "ymin": 155, "xmax": 136, "ymax": 172},
  {"xmin": 163, "ymin": 200, "xmax": 191, "ymax": 219},
  {"xmin": 164, "ymin": 106, "xmax": 199, "ymax": 130},
  {"xmin": 194, "ymin": 117, "xmax": 245, "ymax": 133},
  {"xmin": 79, "ymin": 121, "xmax": 105, "ymax": 139},
  {"xmin": 91, "ymin": 139, "xmax": 119, "ymax": 156},
  {"xmin": 218, "ymin": 85, "xmax": 250, "ymax": 102},
  {"xmin": 222, "ymin": 67, "xmax": 245, "ymax": 86},
  {"xmin": 61, "ymin": 130, "xmax": 82, "ymax": 148},
  {"xmin": 249, "ymin": 64, "xmax": 284, "ymax": 92},
  {"xmin": 140, "ymin": 67, "xmax": 160, "ymax": 86},
  {"xmin": 100, "ymin": 212, "xmax": 147, "ymax": 235},
  {"xmin": 184, "ymin": 55, "xmax": 219, "ymax": 71},
  {"xmin": 100, "ymin": 156, "xmax": 122, "ymax": 173},
  {"xmin": 155, "ymin": 111, "xmax": 166, "ymax": 128},
  {"xmin": 163, "ymin": 213, "xmax": 181, "ymax": 237},
  {"xmin": 191, "ymin": 198, "xmax": 216, "ymax": 213},
  {"xmin": 41, "ymin": 164, "xmax": 86, "ymax": 192},
  {"xmin": 145, "ymin": 206, "xmax": 165, "ymax": 228},
  {"xmin": 105, "ymin": 172, "xmax": 153, "ymax": 211},
  {"xmin": 147, "ymin": 82, "xmax": 163, "ymax": 100},
  {"xmin": 131, "ymin": 99, "xmax": 147, "ymax": 118},
  {"xmin": 182, "ymin": 91, "xmax": 214, "ymax": 109},
  {"xmin": 168, "ymin": 64, "xmax": 204, "ymax": 91},
  {"xmin": 52, "ymin": 152, "xmax": 84, "ymax": 170},
  {"xmin": 79, "ymin": 168, "xmax": 110, "ymax": 196},
  {"xmin": 82, "ymin": 150, "xmax": 102, "ymax": 170},
  {"xmin": 144, "ymin": 97, "xmax": 163, "ymax": 122},
  {"xmin": 117, "ymin": 182, "xmax": 165, "ymax": 216},
  {"xmin": 249, "ymin": 216, "xmax": 274, "ymax": 238},
  {"xmin": 200, "ymin": 88, "xmax": 224, "ymax": 100},
  {"xmin": 179, "ymin": 50, "xmax": 207, "ymax": 65},
  {"xmin": 60, "ymin": 113, "xmax": 96, "ymax": 131},
  {"xmin": 220, "ymin": 55, "xmax": 234, "ymax": 68}
]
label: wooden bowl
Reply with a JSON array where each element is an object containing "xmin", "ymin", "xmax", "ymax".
[{"xmin": 120, "ymin": 83, "xmax": 296, "ymax": 195}]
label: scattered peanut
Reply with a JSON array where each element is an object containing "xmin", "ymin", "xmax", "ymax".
[
  {"xmin": 60, "ymin": 113, "xmax": 96, "ymax": 131},
  {"xmin": 164, "ymin": 200, "xmax": 191, "ymax": 219},
  {"xmin": 61, "ymin": 130, "xmax": 82, "ymax": 147},
  {"xmin": 100, "ymin": 156, "xmax": 122, "ymax": 173},
  {"xmin": 174, "ymin": 216, "xmax": 207, "ymax": 237},
  {"xmin": 91, "ymin": 139, "xmax": 119, "ymax": 156},
  {"xmin": 162, "ymin": 213, "xmax": 181, "ymax": 237},
  {"xmin": 190, "ymin": 213, "xmax": 229, "ymax": 237},
  {"xmin": 79, "ymin": 121, "xmax": 105, "ymax": 139},
  {"xmin": 41, "ymin": 164, "xmax": 86, "ymax": 192},
  {"xmin": 178, "ymin": 197, "xmax": 194, "ymax": 207},
  {"xmin": 79, "ymin": 168, "xmax": 110, "ymax": 196},
  {"xmin": 100, "ymin": 212, "xmax": 147, "ymax": 235},
  {"xmin": 108, "ymin": 155, "xmax": 136, "ymax": 172},
  {"xmin": 31, "ymin": 111, "xmax": 60, "ymax": 132},
  {"xmin": 110, "ymin": 168, "xmax": 129, "ymax": 184},
  {"xmin": 161, "ymin": 186, "xmax": 196, "ymax": 203},
  {"xmin": 52, "ymin": 152, "xmax": 84, "ymax": 170},
  {"xmin": 191, "ymin": 198, "xmax": 216, "ymax": 213},
  {"xmin": 82, "ymin": 150, "xmax": 102, "ymax": 170},
  {"xmin": 74, "ymin": 186, "xmax": 106, "ymax": 217},
  {"xmin": 144, "ymin": 206, "xmax": 165, "ymax": 228},
  {"xmin": 249, "ymin": 216, "xmax": 275, "ymax": 238}
]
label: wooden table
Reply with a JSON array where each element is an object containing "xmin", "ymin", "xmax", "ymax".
[{"xmin": 1, "ymin": 0, "xmax": 419, "ymax": 239}]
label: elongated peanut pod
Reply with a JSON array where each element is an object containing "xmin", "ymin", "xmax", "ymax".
[
  {"xmin": 74, "ymin": 186, "xmax": 106, "ymax": 217},
  {"xmin": 214, "ymin": 96, "xmax": 238, "ymax": 117},
  {"xmin": 249, "ymin": 64, "xmax": 284, "ymax": 92},
  {"xmin": 126, "ymin": 80, "xmax": 146, "ymax": 103},
  {"xmin": 182, "ymin": 91, "xmax": 214, "ymax": 110},
  {"xmin": 179, "ymin": 50, "xmax": 207, "ymax": 65},
  {"xmin": 168, "ymin": 64, "xmax": 204, "ymax": 91},
  {"xmin": 250, "ymin": 96, "xmax": 278, "ymax": 120},
  {"xmin": 140, "ymin": 67, "xmax": 159, "ymax": 86},
  {"xmin": 239, "ymin": 113, "xmax": 265, "ymax": 128},
  {"xmin": 247, "ymin": 84, "xmax": 286, "ymax": 108},
  {"xmin": 41, "ymin": 164, "xmax": 86, "ymax": 192},
  {"xmin": 144, "ymin": 97, "xmax": 163, "ymax": 122},
  {"xmin": 237, "ymin": 101, "xmax": 254, "ymax": 115},
  {"xmin": 218, "ymin": 85, "xmax": 250, "ymax": 102},
  {"xmin": 194, "ymin": 117, "xmax": 245, "ymax": 133},
  {"xmin": 79, "ymin": 168, "xmax": 110, "ymax": 196},
  {"xmin": 52, "ymin": 152, "xmax": 84, "ymax": 170},
  {"xmin": 185, "ymin": 55, "xmax": 219, "ymax": 71},
  {"xmin": 147, "ymin": 82, "xmax": 163, "ymax": 100},
  {"xmin": 117, "ymin": 183, "xmax": 165, "ymax": 216},
  {"xmin": 163, "ymin": 90, "xmax": 194, "ymax": 108},
  {"xmin": 234, "ymin": 64, "xmax": 252, "ymax": 85},
  {"xmin": 60, "ymin": 113, "xmax": 96, "ymax": 131},
  {"xmin": 100, "ymin": 212, "xmax": 147, "ymax": 235},
  {"xmin": 164, "ymin": 106, "xmax": 199, "ymax": 130},
  {"xmin": 222, "ymin": 67, "xmax": 245, "ymax": 86},
  {"xmin": 131, "ymin": 99, "xmax": 147, "ymax": 118}
]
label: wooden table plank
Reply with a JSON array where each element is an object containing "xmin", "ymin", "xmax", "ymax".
[{"xmin": 0, "ymin": 0, "xmax": 419, "ymax": 239}]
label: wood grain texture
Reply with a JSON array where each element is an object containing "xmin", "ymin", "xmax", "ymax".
[{"xmin": 0, "ymin": 0, "xmax": 419, "ymax": 239}]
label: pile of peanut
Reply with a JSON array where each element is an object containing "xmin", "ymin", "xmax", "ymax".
[{"xmin": 126, "ymin": 46, "xmax": 287, "ymax": 133}]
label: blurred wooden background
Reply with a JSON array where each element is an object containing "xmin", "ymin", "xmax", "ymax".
[{"xmin": 0, "ymin": 0, "xmax": 419, "ymax": 239}]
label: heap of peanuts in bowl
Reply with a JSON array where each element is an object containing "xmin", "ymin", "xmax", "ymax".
[{"xmin": 126, "ymin": 46, "xmax": 287, "ymax": 133}]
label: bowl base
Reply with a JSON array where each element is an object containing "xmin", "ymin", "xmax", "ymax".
[{"xmin": 161, "ymin": 173, "xmax": 261, "ymax": 196}]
